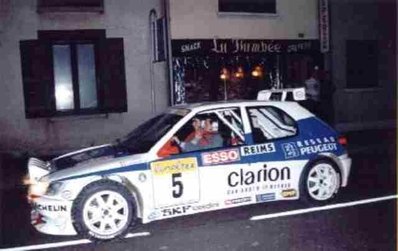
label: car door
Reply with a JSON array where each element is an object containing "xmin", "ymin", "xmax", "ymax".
[
  {"xmin": 150, "ymin": 107, "xmax": 248, "ymax": 214},
  {"xmin": 240, "ymin": 105, "xmax": 304, "ymax": 202}
]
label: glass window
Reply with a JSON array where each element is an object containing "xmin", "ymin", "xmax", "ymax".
[
  {"xmin": 118, "ymin": 112, "xmax": 186, "ymax": 154},
  {"xmin": 53, "ymin": 45, "xmax": 74, "ymax": 111},
  {"xmin": 77, "ymin": 44, "xmax": 97, "ymax": 109},
  {"xmin": 247, "ymin": 106, "xmax": 297, "ymax": 143},
  {"xmin": 172, "ymin": 108, "xmax": 245, "ymax": 153}
]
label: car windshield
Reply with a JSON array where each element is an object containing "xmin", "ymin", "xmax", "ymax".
[{"xmin": 117, "ymin": 109, "xmax": 189, "ymax": 154}]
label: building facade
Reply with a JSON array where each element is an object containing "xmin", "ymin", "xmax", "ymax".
[
  {"xmin": 329, "ymin": 0, "xmax": 396, "ymax": 131},
  {"xmin": 168, "ymin": 0, "xmax": 397, "ymax": 131},
  {"xmin": 168, "ymin": 0, "xmax": 322, "ymax": 104},
  {"xmin": 0, "ymin": 0, "xmax": 169, "ymax": 154}
]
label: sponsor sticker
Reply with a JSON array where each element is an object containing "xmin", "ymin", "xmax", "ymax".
[
  {"xmin": 256, "ymin": 193, "xmax": 276, "ymax": 202},
  {"xmin": 225, "ymin": 196, "xmax": 251, "ymax": 205},
  {"xmin": 192, "ymin": 202, "xmax": 219, "ymax": 211},
  {"xmin": 281, "ymin": 143, "xmax": 300, "ymax": 159},
  {"xmin": 160, "ymin": 205, "xmax": 192, "ymax": 217},
  {"xmin": 201, "ymin": 149, "xmax": 240, "ymax": 166},
  {"xmin": 151, "ymin": 158, "xmax": 197, "ymax": 176},
  {"xmin": 281, "ymin": 189, "xmax": 297, "ymax": 198},
  {"xmin": 32, "ymin": 203, "xmax": 67, "ymax": 212},
  {"xmin": 148, "ymin": 211, "xmax": 162, "ymax": 220},
  {"xmin": 228, "ymin": 164, "xmax": 291, "ymax": 187},
  {"xmin": 240, "ymin": 143, "xmax": 276, "ymax": 157},
  {"xmin": 282, "ymin": 137, "xmax": 338, "ymax": 159}
]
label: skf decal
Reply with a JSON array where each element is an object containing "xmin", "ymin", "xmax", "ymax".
[
  {"xmin": 151, "ymin": 158, "xmax": 197, "ymax": 176},
  {"xmin": 240, "ymin": 143, "xmax": 275, "ymax": 156},
  {"xmin": 281, "ymin": 189, "xmax": 297, "ymax": 198},
  {"xmin": 32, "ymin": 203, "xmax": 67, "ymax": 212},
  {"xmin": 282, "ymin": 137, "xmax": 337, "ymax": 159},
  {"xmin": 228, "ymin": 165, "xmax": 291, "ymax": 187},
  {"xmin": 201, "ymin": 149, "xmax": 240, "ymax": 166},
  {"xmin": 256, "ymin": 193, "xmax": 275, "ymax": 202},
  {"xmin": 225, "ymin": 196, "xmax": 251, "ymax": 205},
  {"xmin": 161, "ymin": 205, "xmax": 191, "ymax": 217}
]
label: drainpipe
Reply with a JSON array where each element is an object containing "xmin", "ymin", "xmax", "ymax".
[
  {"xmin": 163, "ymin": 0, "xmax": 174, "ymax": 106},
  {"xmin": 149, "ymin": 9, "xmax": 157, "ymax": 113}
]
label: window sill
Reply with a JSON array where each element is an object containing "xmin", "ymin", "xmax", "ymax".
[
  {"xmin": 217, "ymin": 12, "xmax": 279, "ymax": 18},
  {"xmin": 37, "ymin": 6, "xmax": 104, "ymax": 13},
  {"xmin": 343, "ymin": 87, "xmax": 382, "ymax": 93},
  {"xmin": 47, "ymin": 113, "xmax": 109, "ymax": 122}
]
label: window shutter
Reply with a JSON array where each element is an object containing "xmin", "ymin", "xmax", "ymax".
[
  {"xmin": 20, "ymin": 40, "xmax": 54, "ymax": 118},
  {"xmin": 98, "ymin": 38, "xmax": 127, "ymax": 113}
]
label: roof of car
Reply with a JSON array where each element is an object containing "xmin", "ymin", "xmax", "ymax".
[{"xmin": 170, "ymin": 100, "xmax": 314, "ymax": 121}]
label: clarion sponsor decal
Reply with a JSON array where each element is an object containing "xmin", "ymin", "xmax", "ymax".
[
  {"xmin": 201, "ymin": 149, "xmax": 240, "ymax": 166},
  {"xmin": 32, "ymin": 203, "xmax": 67, "ymax": 212},
  {"xmin": 225, "ymin": 196, "xmax": 251, "ymax": 205},
  {"xmin": 240, "ymin": 143, "xmax": 276, "ymax": 156},
  {"xmin": 282, "ymin": 137, "xmax": 337, "ymax": 159},
  {"xmin": 281, "ymin": 189, "xmax": 297, "ymax": 198},
  {"xmin": 228, "ymin": 165, "xmax": 291, "ymax": 187}
]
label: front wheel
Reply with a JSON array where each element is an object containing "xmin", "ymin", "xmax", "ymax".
[
  {"xmin": 300, "ymin": 160, "xmax": 341, "ymax": 204},
  {"xmin": 72, "ymin": 180, "xmax": 135, "ymax": 240}
]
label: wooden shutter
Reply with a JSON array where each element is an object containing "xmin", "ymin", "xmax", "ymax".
[
  {"xmin": 98, "ymin": 38, "xmax": 127, "ymax": 113},
  {"xmin": 20, "ymin": 40, "xmax": 55, "ymax": 118}
]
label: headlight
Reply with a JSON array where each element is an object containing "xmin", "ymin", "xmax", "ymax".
[
  {"xmin": 28, "ymin": 181, "xmax": 49, "ymax": 197},
  {"xmin": 46, "ymin": 182, "xmax": 64, "ymax": 196}
]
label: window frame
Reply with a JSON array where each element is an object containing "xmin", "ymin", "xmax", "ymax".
[
  {"xmin": 20, "ymin": 29, "xmax": 127, "ymax": 119},
  {"xmin": 218, "ymin": 0, "xmax": 278, "ymax": 16},
  {"xmin": 246, "ymin": 105, "xmax": 299, "ymax": 143},
  {"xmin": 37, "ymin": 0, "xmax": 104, "ymax": 13},
  {"xmin": 50, "ymin": 40, "xmax": 101, "ymax": 116}
]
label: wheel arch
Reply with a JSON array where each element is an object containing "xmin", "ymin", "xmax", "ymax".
[
  {"xmin": 304, "ymin": 153, "xmax": 345, "ymax": 187},
  {"xmin": 105, "ymin": 174, "xmax": 144, "ymax": 220},
  {"xmin": 318, "ymin": 152, "xmax": 347, "ymax": 187}
]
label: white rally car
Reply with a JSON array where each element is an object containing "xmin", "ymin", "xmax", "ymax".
[{"xmin": 26, "ymin": 95, "xmax": 351, "ymax": 240}]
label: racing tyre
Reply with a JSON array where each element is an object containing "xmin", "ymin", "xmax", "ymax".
[
  {"xmin": 300, "ymin": 159, "xmax": 341, "ymax": 205},
  {"xmin": 72, "ymin": 179, "xmax": 135, "ymax": 241}
]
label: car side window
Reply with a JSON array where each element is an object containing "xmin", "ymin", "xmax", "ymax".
[
  {"xmin": 173, "ymin": 108, "xmax": 245, "ymax": 153},
  {"xmin": 247, "ymin": 106, "xmax": 297, "ymax": 143}
]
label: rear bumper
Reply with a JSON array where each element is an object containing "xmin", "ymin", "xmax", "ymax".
[
  {"xmin": 30, "ymin": 196, "xmax": 77, "ymax": 236},
  {"xmin": 338, "ymin": 154, "xmax": 352, "ymax": 187}
]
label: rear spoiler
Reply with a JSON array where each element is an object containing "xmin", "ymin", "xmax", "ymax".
[{"xmin": 257, "ymin": 87, "xmax": 306, "ymax": 101}]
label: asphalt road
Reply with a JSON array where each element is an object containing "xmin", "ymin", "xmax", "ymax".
[{"xmin": 0, "ymin": 142, "xmax": 396, "ymax": 251}]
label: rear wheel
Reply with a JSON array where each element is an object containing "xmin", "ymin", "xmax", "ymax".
[
  {"xmin": 72, "ymin": 180, "xmax": 135, "ymax": 240},
  {"xmin": 300, "ymin": 160, "xmax": 341, "ymax": 204}
]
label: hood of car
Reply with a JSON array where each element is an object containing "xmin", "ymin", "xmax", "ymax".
[
  {"xmin": 47, "ymin": 151, "xmax": 148, "ymax": 182},
  {"xmin": 50, "ymin": 144, "xmax": 127, "ymax": 171}
]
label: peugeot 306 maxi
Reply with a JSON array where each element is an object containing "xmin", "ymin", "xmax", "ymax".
[{"xmin": 26, "ymin": 99, "xmax": 351, "ymax": 240}]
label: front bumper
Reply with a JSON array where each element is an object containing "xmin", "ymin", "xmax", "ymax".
[{"xmin": 30, "ymin": 196, "xmax": 77, "ymax": 236}]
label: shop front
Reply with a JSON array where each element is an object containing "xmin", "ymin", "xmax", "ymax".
[{"xmin": 171, "ymin": 38, "xmax": 323, "ymax": 104}]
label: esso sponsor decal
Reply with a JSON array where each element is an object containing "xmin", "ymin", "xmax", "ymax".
[{"xmin": 201, "ymin": 149, "xmax": 240, "ymax": 166}]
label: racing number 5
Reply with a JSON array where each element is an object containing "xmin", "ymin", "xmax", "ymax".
[{"xmin": 172, "ymin": 173, "xmax": 183, "ymax": 198}]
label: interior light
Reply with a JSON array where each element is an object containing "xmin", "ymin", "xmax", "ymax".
[
  {"xmin": 251, "ymin": 66, "xmax": 263, "ymax": 78},
  {"xmin": 234, "ymin": 67, "xmax": 244, "ymax": 79},
  {"xmin": 220, "ymin": 68, "xmax": 229, "ymax": 80}
]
